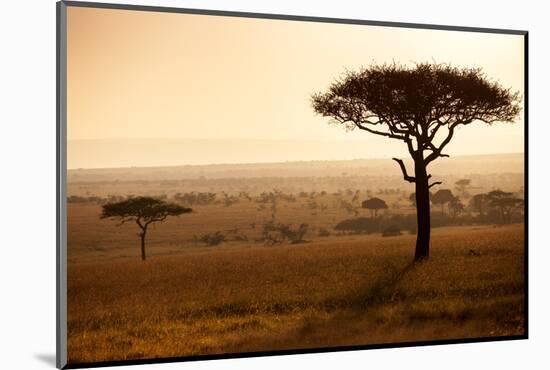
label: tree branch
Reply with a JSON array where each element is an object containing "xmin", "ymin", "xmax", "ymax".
[
  {"xmin": 425, "ymin": 125, "xmax": 456, "ymax": 164},
  {"xmin": 355, "ymin": 122, "xmax": 406, "ymax": 140},
  {"xmin": 429, "ymin": 181, "xmax": 443, "ymax": 189},
  {"xmin": 403, "ymin": 134, "xmax": 417, "ymax": 156},
  {"xmin": 392, "ymin": 158, "xmax": 416, "ymax": 183},
  {"xmin": 116, "ymin": 216, "xmax": 134, "ymax": 227},
  {"xmin": 136, "ymin": 218, "xmax": 145, "ymax": 230}
]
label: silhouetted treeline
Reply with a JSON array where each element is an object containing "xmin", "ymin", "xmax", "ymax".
[{"xmin": 334, "ymin": 209, "xmax": 523, "ymax": 236}]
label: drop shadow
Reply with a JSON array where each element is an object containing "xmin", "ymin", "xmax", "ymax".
[{"xmin": 34, "ymin": 353, "xmax": 56, "ymax": 367}]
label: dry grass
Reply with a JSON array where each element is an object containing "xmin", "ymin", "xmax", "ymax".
[
  {"xmin": 67, "ymin": 199, "xmax": 400, "ymax": 263},
  {"xmin": 67, "ymin": 222, "xmax": 525, "ymax": 364}
]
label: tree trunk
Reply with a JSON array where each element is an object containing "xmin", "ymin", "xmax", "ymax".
[
  {"xmin": 414, "ymin": 160, "xmax": 431, "ymax": 261},
  {"xmin": 140, "ymin": 231, "xmax": 147, "ymax": 261},
  {"xmin": 509, "ymin": 207, "xmax": 515, "ymax": 224}
]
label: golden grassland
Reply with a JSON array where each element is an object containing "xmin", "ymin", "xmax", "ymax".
[
  {"xmin": 67, "ymin": 198, "xmax": 414, "ymax": 263},
  {"xmin": 67, "ymin": 205, "xmax": 525, "ymax": 364}
]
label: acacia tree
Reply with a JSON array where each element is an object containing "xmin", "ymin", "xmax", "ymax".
[
  {"xmin": 431, "ymin": 189, "xmax": 455, "ymax": 215},
  {"xmin": 361, "ymin": 197, "xmax": 388, "ymax": 217},
  {"xmin": 312, "ymin": 63, "xmax": 520, "ymax": 261},
  {"xmin": 487, "ymin": 190, "xmax": 524, "ymax": 224},
  {"xmin": 101, "ymin": 196, "xmax": 192, "ymax": 261},
  {"xmin": 470, "ymin": 193, "xmax": 489, "ymax": 217},
  {"xmin": 455, "ymin": 179, "xmax": 472, "ymax": 198},
  {"xmin": 448, "ymin": 196, "xmax": 465, "ymax": 219}
]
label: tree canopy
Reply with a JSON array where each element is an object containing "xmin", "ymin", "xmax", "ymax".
[
  {"xmin": 431, "ymin": 189, "xmax": 455, "ymax": 205},
  {"xmin": 362, "ymin": 197, "xmax": 388, "ymax": 210},
  {"xmin": 101, "ymin": 197, "xmax": 192, "ymax": 261},
  {"xmin": 101, "ymin": 196, "xmax": 191, "ymax": 226},
  {"xmin": 362, "ymin": 197, "xmax": 388, "ymax": 217},
  {"xmin": 470, "ymin": 193, "xmax": 489, "ymax": 215},
  {"xmin": 486, "ymin": 190, "xmax": 524, "ymax": 224},
  {"xmin": 312, "ymin": 62, "xmax": 521, "ymax": 261},
  {"xmin": 312, "ymin": 63, "xmax": 521, "ymax": 166}
]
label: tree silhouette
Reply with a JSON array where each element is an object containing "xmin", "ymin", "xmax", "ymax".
[
  {"xmin": 101, "ymin": 196, "xmax": 192, "ymax": 261},
  {"xmin": 470, "ymin": 193, "xmax": 489, "ymax": 217},
  {"xmin": 409, "ymin": 191, "xmax": 434, "ymax": 207},
  {"xmin": 361, "ymin": 197, "xmax": 388, "ymax": 217},
  {"xmin": 448, "ymin": 196, "xmax": 465, "ymax": 219},
  {"xmin": 312, "ymin": 62, "xmax": 520, "ymax": 261},
  {"xmin": 455, "ymin": 179, "xmax": 472, "ymax": 198},
  {"xmin": 431, "ymin": 189, "xmax": 455, "ymax": 215},
  {"xmin": 487, "ymin": 190, "xmax": 524, "ymax": 224}
]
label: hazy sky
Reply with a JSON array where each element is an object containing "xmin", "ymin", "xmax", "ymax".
[{"xmin": 67, "ymin": 6, "xmax": 524, "ymax": 168}]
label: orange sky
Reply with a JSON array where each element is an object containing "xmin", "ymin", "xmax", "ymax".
[{"xmin": 67, "ymin": 6, "xmax": 524, "ymax": 169}]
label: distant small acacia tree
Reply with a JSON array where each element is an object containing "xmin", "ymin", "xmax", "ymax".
[
  {"xmin": 362, "ymin": 197, "xmax": 388, "ymax": 217},
  {"xmin": 470, "ymin": 193, "xmax": 489, "ymax": 217},
  {"xmin": 312, "ymin": 63, "xmax": 520, "ymax": 261},
  {"xmin": 448, "ymin": 196, "xmax": 465, "ymax": 219},
  {"xmin": 199, "ymin": 231, "xmax": 226, "ymax": 246},
  {"xmin": 431, "ymin": 189, "xmax": 455, "ymax": 215},
  {"xmin": 101, "ymin": 196, "xmax": 192, "ymax": 261},
  {"xmin": 455, "ymin": 179, "xmax": 472, "ymax": 198},
  {"xmin": 487, "ymin": 190, "xmax": 524, "ymax": 224}
]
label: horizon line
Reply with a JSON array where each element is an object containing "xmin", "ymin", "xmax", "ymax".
[{"xmin": 67, "ymin": 152, "xmax": 524, "ymax": 172}]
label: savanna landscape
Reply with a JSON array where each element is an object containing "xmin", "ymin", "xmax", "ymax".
[
  {"xmin": 64, "ymin": 4, "xmax": 526, "ymax": 367},
  {"xmin": 66, "ymin": 155, "xmax": 525, "ymax": 363}
]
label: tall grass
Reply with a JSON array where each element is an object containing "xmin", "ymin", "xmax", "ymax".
[{"xmin": 67, "ymin": 224, "xmax": 524, "ymax": 364}]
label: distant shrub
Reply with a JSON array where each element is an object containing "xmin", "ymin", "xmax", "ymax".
[
  {"xmin": 318, "ymin": 227, "xmax": 331, "ymax": 237},
  {"xmin": 199, "ymin": 232, "xmax": 226, "ymax": 246},
  {"xmin": 382, "ymin": 225, "xmax": 402, "ymax": 237},
  {"xmin": 338, "ymin": 199, "xmax": 359, "ymax": 216},
  {"xmin": 173, "ymin": 191, "xmax": 216, "ymax": 206},
  {"xmin": 233, "ymin": 234, "xmax": 249, "ymax": 242},
  {"xmin": 260, "ymin": 221, "xmax": 309, "ymax": 245},
  {"xmin": 387, "ymin": 214, "xmax": 417, "ymax": 231},
  {"xmin": 335, "ymin": 215, "xmax": 416, "ymax": 235},
  {"xmin": 334, "ymin": 217, "xmax": 379, "ymax": 234},
  {"xmin": 67, "ymin": 195, "xmax": 103, "ymax": 204}
]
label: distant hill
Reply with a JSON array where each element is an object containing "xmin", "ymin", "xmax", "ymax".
[
  {"xmin": 68, "ymin": 137, "xmax": 524, "ymax": 171},
  {"xmin": 68, "ymin": 152, "xmax": 524, "ymax": 183},
  {"xmin": 68, "ymin": 137, "xmax": 407, "ymax": 170}
]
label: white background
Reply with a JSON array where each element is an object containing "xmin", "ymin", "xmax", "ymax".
[{"xmin": 0, "ymin": 0, "xmax": 548, "ymax": 369}]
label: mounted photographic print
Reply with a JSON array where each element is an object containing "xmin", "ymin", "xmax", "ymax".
[{"xmin": 56, "ymin": 1, "xmax": 528, "ymax": 368}]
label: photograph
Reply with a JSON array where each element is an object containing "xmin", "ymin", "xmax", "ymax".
[{"xmin": 62, "ymin": 3, "xmax": 526, "ymax": 366}]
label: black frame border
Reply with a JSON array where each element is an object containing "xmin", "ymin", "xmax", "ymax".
[{"xmin": 56, "ymin": 1, "xmax": 529, "ymax": 369}]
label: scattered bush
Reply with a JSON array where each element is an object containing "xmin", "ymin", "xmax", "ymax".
[
  {"xmin": 67, "ymin": 195, "xmax": 103, "ymax": 204},
  {"xmin": 173, "ymin": 192, "xmax": 216, "ymax": 206},
  {"xmin": 335, "ymin": 215, "xmax": 416, "ymax": 235},
  {"xmin": 260, "ymin": 221, "xmax": 309, "ymax": 245},
  {"xmin": 199, "ymin": 232, "xmax": 226, "ymax": 246},
  {"xmin": 334, "ymin": 217, "xmax": 376, "ymax": 234},
  {"xmin": 318, "ymin": 227, "xmax": 331, "ymax": 237},
  {"xmin": 382, "ymin": 225, "xmax": 402, "ymax": 237}
]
